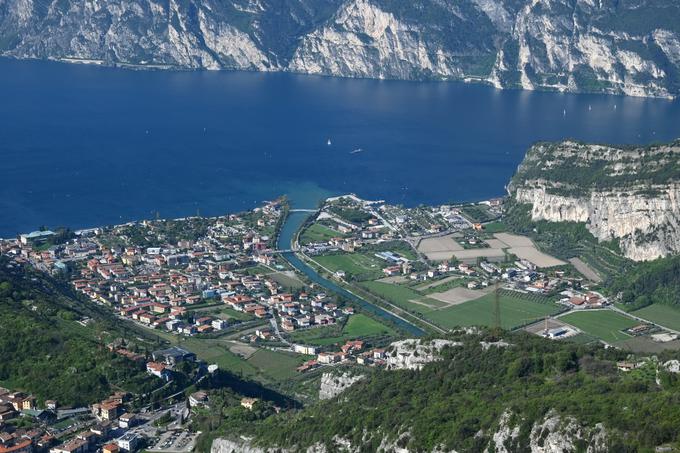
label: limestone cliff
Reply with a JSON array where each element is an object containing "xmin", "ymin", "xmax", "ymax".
[
  {"xmin": 212, "ymin": 410, "xmax": 608, "ymax": 453},
  {"xmin": 318, "ymin": 371, "xmax": 365, "ymax": 400},
  {"xmin": 509, "ymin": 140, "xmax": 680, "ymax": 261}
]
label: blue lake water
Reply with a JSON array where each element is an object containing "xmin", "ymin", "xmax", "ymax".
[{"xmin": 1, "ymin": 57, "xmax": 680, "ymax": 236}]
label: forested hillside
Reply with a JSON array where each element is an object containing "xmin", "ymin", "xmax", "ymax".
[
  {"xmin": 212, "ymin": 331, "xmax": 680, "ymax": 452},
  {"xmin": 0, "ymin": 259, "xmax": 157, "ymax": 406}
]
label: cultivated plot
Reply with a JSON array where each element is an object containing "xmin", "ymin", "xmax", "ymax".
[
  {"xmin": 423, "ymin": 292, "xmax": 561, "ymax": 330},
  {"xmin": 417, "ymin": 234, "xmax": 464, "ymax": 261}
]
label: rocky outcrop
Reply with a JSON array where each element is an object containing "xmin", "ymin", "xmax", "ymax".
[
  {"xmin": 213, "ymin": 408, "xmax": 609, "ymax": 453},
  {"xmin": 487, "ymin": 410, "xmax": 608, "ymax": 453},
  {"xmin": 2, "ymin": 0, "xmax": 680, "ymax": 98},
  {"xmin": 385, "ymin": 339, "xmax": 461, "ymax": 371},
  {"xmin": 318, "ymin": 371, "xmax": 365, "ymax": 400},
  {"xmin": 663, "ymin": 359, "xmax": 680, "ymax": 373},
  {"xmin": 211, "ymin": 438, "xmax": 329, "ymax": 453},
  {"xmin": 510, "ymin": 140, "xmax": 680, "ymax": 261}
]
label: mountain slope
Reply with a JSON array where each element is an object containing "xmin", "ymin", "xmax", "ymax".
[
  {"xmin": 0, "ymin": 259, "xmax": 156, "ymax": 406},
  {"xmin": 1, "ymin": 0, "xmax": 680, "ymax": 97},
  {"xmin": 209, "ymin": 332, "xmax": 680, "ymax": 452}
]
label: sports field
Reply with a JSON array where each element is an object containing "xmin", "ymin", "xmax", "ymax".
[
  {"xmin": 560, "ymin": 310, "xmax": 638, "ymax": 344},
  {"xmin": 315, "ymin": 253, "xmax": 384, "ymax": 281},
  {"xmin": 300, "ymin": 223, "xmax": 344, "ymax": 244},
  {"xmin": 422, "ymin": 292, "xmax": 561, "ymax": 330},
  {"xmin": 632, "ymin": 304, "xmax": 680, "ymax": 332}
]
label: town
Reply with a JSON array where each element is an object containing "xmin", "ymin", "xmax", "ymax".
[{"xmin": 2, "ymin": 194, "xmax": 680, "ymax": 453}]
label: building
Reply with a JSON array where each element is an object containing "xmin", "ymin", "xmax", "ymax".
[
  {"xmin": 49, "ymin": 439, "xmax": 88, "ymax": 453},
  {"xmin": 115, "ymin": 433, "xmax": 143, "ymax": 453},
  {"xmin": 19, "ymin": 231, "xmax": 55, "ymax": 245},
  {"xmin": 240, "ymin": 398, "xmax": 259, "ymax": 410},
  {"xmin": 0, "ymin": 439, "xmax": 32, "ymax": 453},
  {"xmin": 189, "ymin": 391, "xmax": 209, "ymax": 407},
  {"xmin": 118, "ymin": 413, "xmax": 136, "ymax": 429},
  {"xmin": 146, "ymin": 362, "xmax": 171, "ymax": 381},
  {"xmin": 292, "ymin": 344, "xmax": 317, "ymax": 355},
  {"xmin": 91, "ymin": 401, "xmax": 121, "ymax": 421},
  {"xmin": 152, "ymin": 347, "xmax": 196, "ymax": 365},
  {"xmin": 102, "ymin": 444, "xmax": 119, "ymax": 453}
]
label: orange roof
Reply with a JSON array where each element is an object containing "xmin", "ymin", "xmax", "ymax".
[{"xmin": 0, "ymin": 439, "xmax": 32, "ymax": 453}]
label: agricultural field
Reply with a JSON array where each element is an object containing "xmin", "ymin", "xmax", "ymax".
[
  {"xmin": 560, "ymin": 310, "xmax": 638, "ymax": 344},
  {"xmin": 287, "ymin": 314, "xmax": 396, "ymax": 346},
  {"xmin": 422, "ymin": 292, "xmax": 562, "ymax": 330},
  {"xmin": 359, "ymin": 281, "xmax": 446, "ymax": 313},
  {"xmin": 633, "ymin": 304, "xmax": 680, "ymax": 332},
  {"xmin": 300, "ymin": 223, "xmax": 344, "ymax": 245},
  {"xmin": 314, "ymin": 253, "xmax": 385, "ymax": 281}
]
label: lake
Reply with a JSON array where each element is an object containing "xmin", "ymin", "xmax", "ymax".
[{"xmin": 1, "ymin": 58, "xmax": 680, "ymax": 236}]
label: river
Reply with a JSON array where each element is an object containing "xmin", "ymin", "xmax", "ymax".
[{"xmin": 276, "ymin": 209, "xmax": 425, "ymax": 337}]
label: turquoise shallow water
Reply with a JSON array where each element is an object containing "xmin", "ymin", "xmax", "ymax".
[{"xmin": 1, "ymin": 57, "xmax": 679, "ymax": 236}]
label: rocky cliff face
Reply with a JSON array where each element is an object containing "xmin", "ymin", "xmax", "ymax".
[
  {"xmin": 211, "ymin": 410, "xmax": 607, "ymax": 453},
  {"xmin": 2, "ymin": 0, "xmax": 680, "ymax": 97},
  {"xmin": 487, "ymin": 410, "xmax": 608, "ymax": 453},
  {"xmin": 385, "ymin": 339, "xmax": 461, "ymax": 371},
  {"xmin": 510, "ymin": 140, "xmax": 680, "ymax": 261},
  {"xmin": 318, "ymin": 371, "xmax": 364, "ymax": 400}
]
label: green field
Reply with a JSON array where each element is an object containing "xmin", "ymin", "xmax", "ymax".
[
  {"xmin": 246, "ymin": 349, "xmax": 306, "ymax": 380},
  {"xmin": 300, "ymin": 223, "xmax": 344, "ymax": 244},
  {"xmin": 560, "ymin": 310, "xmax": 638, "ymax": 344},
  {"xmin": 481, "ymin": 221, "xmax": 507, "ymax": 234},
  {"xmin": 315, "ymin": 253, "xmax": 385, "ymax": 281},
  {"xmin": 287, "ymin": 314, "xmax": 396, "ymax": 346},
  {"xmin": 175, "ymin": 337, "xmax": 260, "ymax": 377},
  {"xmin": 633, "ymin": 304, "xmax": 680, "ymax": 331},
  {"xmin": 359, "ymin": 281, "xmax": 446, "ymax": 313},
  {"xmin": 422, "ymin": 293, "xmax": 562, "ymax": 330}
]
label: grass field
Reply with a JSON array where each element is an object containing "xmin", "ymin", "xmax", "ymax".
[
  {"xmin": 174, "ymin": 337, "xmax": 260, "ymax": 377},
  {"xmin": 633, "ymin": 304, "xmax": 680, "ymax": 332},
  {"xmin": 359, "ymin": 281, "xmax": 446, "ymax": 313},
  {"xmin": 422, "ymin": 293, "xmax": 562, "ymax": 330},
  {"xmin": 246, "ymin": 349, "xmax": 306, "ymax": 380},
  {"xmin": 315, "ymin": 253, "xmax": 385, "ymax": 281},
  {"xmin": 560, "ymin": 310, "xmax": 638, "ymax": 344},
  {"xmin": 300, "ymin": 223, "xmax": 344, "ymax": 245},
  {"xmin": 287, "ymin": 314, "xmax": 396, "ymax": 346},
  {"xmin": 481, "ymin": 221, "xmax": 507, "ymax": 234}
]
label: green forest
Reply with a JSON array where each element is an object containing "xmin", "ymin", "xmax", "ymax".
[
  {"xmin": 0, "ymin": 259, "xmax": 158, "ymax": 406},
  {"xmin": 610, "ymin": 255, "xmax": 680, "ymax": 310},
  {"xmin": 237, "ymin": 331, "xmax": 680, "ymax": 452}
]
